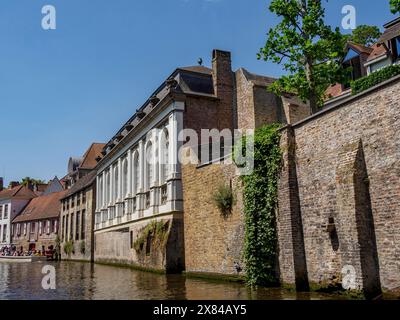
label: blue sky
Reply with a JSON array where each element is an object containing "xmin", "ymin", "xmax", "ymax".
[{"xmin": 0, "ymin": 0, "xmax": 395, "ymax": 185}]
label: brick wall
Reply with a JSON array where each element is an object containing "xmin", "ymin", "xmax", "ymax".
[
  {"xmin": 182, "ymin": 161, "xmax": 245, "ymax": 277},
  {"xmin": 277, "ymin": 77, "xmax": 400, "ymax": 294},
  {"xmin": 60, "ymin": 187, "xmax": 95, "ymax": 262}
]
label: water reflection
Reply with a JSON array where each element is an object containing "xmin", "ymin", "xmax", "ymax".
[{"xmin": 0, "ymin": 261, "xmax": 347, "ymax": 300}]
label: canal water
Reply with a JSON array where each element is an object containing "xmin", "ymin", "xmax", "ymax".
[{"xmin": 0, "ymin": 261, "xmax": 348, "ymax": 300}]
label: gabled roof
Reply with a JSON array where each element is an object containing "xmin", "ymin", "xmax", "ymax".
[
  {"xmin": 60, "ymin": 170, "xmax": 96, "ymax": 200},
  {"xmin": 79, "ymin": 143, "xmax": 106, "ymax": 170},
  {"xmin": 178, "ymin": 66, "xmax": 212, "ymax": 75},
  {"xmin": 42, "ymin": 177, "xmax": 64, "ymax": 196},
  {"xmin": 346, "ymin": 42, "xmax": 373, "ymax": 56},
  {"xmin": 379, "ymin": 17, "xmax": 400, "ymax": 43},
  {"xmin": 0, "ymin": 185, "xmax": 37, "ymax": 201},
  {"xmin": 12, "ymin": 190, "xmax": 66, "ymax": 223},
  {"xmin": 366, "ymin": 43, "xmax": 389, "ymax": 62}
]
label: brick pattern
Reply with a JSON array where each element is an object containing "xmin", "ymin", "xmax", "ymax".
[
  {"xmin": 182, "ymin": 162, "xmax": 245, "ymax": 276},
  {"xmin": 278, "ymin": 78, "xmax": 400, "ymax": 292},
  {"xmin": 60, "ymin": 187, "xmax": 95, "ymax": 262}
]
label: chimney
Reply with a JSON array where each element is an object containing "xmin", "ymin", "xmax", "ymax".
[
  {"xmin": 0, "ymin": 177, "xmax": 3, "ymax": 192},
  {"xmin": 212, "ymin": 49, "xmax": 234, "ymax": 131}
]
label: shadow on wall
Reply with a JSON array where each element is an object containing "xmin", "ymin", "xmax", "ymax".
[{"xmin": 353, "ymin": 140, "xmax": 382, "ymax": 299}]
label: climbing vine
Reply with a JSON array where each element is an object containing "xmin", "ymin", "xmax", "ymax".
[
  {"xmin": 133, "ymin": 220, "xmax": 169, "ymax": 253},
  {"xmin": 235, "ymin": 123, "xmax": 282, "ymax": 287}
]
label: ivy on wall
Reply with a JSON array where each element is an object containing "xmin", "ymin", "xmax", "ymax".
[
  {"xmin": 351, "ymin": 64, "xmax": 400, "ymax": 95},
  {"xmin": 133, "ymin": 220, "xmax": 169, "ymax": 253},
  {"xmin": 235, "ymin": 124, "xmax": 282, "ymax": 286}
]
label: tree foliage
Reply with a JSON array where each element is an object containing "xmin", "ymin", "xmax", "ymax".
[
  {"xmin": 259, "ymin": 0, "xmax": 348, "ymax": 113},
  {"xmin": 390, "ymin": 0, "xmax": 400, "ymax": 14},
  {"xmin": 21, "ymin": 177, "xmax": 46, "ymax": 186},
  {"xmin": 345, "ymin": 25, "xmax": 382, "ymax": 47}
]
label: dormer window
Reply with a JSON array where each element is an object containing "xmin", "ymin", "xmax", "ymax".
[
  {"xmin": 390, "ymin": 36, "xmax": 400, "ymax": 60},
  {"xmin": 342, "ymin": 48, "xmax": 364, "ymax": 90}
]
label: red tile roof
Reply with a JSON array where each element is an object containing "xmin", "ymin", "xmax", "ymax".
[
  {"xmin": 0, "ymin": 185, "xmax": 37, "ymax": 201},
  {"xmin": 12, "ymin": 190, "xmax": 66, "ymax": 223},
  {"xmin": 79, "ymin": 143, "xmax": 106, "ymax": 170},
  {"xmin": 367, "ymin": 43, "xmax": 389, "ymax": 62},
  {"xmin": 347, "ymin": 42, "xmax": 373, "ymax": 55}
]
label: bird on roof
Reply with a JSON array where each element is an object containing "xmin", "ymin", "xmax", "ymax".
[{"xmin": 198, "ymin": 58, "xmax": 203, "ymax": 66}]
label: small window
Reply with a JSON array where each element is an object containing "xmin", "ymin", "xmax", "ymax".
[{"xmin": 130, "ymin": 231, "xmax": 133, "ymax": 249}]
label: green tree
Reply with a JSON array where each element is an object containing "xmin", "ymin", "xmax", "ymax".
[
  {"xmin": 345, "ymin": 25, "xmax": 382, "ymax": 47},
  {"xmin": 21, "ymin": 177, "xmax": 46, "ymax": 186},
  {"xmin": 390, "ymin": 0, "xmax": 400, "ymax": 14},
  {"xmin": 258, "ymin": 0, "xmax": 348, "ymax": 113}
]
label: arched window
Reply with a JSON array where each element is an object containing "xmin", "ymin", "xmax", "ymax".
[
  {"xmin": 99, "ymin": 176, "xmax": 103, "ymax": 207},
  {"xmin": 105, "ymin": 171, "xmax": 110, "ymax": 204},
  {"xmin": 145, "ymin": 142, "xmax": 153, "ymax": 190},
  {"xmin": 122, "ymin": 158, "xmax": 128, "ymax": 198},
  {"xmin": 161, "ymin": 129, "xmax": 169, "ymax": 184},
  {"xmin": 133, "ymin": 151, "xmax": 139, "ymax": 194},
  {"xmin": 114, "ymin": 166, "xmax": 119, "ymax": 200}
]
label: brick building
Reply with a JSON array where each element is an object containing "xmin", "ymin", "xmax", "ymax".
[
  {"xmin": 326, "ymin": 17, "xmax": 400, "ymax": 104},
  {"xmin": 11, "ymin": 178, "xmax": 65, "ymax": 253},
  {"xmin": 60, "ymin": 143, "xmax": 105, "ymax": 261},
  {"xmin": 92, "ymin": 49, "xmax": 281, "ymax": 272},
  {"xmin": 0, "ymin": 185, "xmax": 37, "ymax": 247},
  {"xmin": 277, "ymin": 75, "xmax": 400, "ymax": 297}
]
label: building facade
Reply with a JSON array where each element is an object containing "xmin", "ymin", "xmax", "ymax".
[
  {"xmin": 0, "ymin": 185, "xmax": 37, "ymax": 248},
  {"xmin": 94, "ymin": 50, "xmax": 256, "ymax": 272},
  {"xmin": 59, "ymin": 143, "xmax": 104, "ymax": 261},
  {"xmin": 326, "ymin": 17, "xmax": 400, "ymax": 103},
  {"xmin": 11, "ymin": 178, "xmax": 65, "ymax": 253}
]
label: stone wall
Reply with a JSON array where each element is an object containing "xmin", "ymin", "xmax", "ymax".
[
  {"xmin": 94, "ymin": 213, "xmax": 184, "ymax": 272},
  {"xmin": 60, "ymin": 186, "xmax": 95, "ymax": 262},
  {"xmin": 277, "ymin": 77, "xmax": 400, "ymax": 294},
  {"xmin": 182, "ymin": 161, "xmax": 245, "ymax": 277}
]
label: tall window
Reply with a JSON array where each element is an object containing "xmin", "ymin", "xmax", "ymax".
[
  {"xmin": 99, "ymin": 176, "xmax": 103, "ymax": 207},
  {"xmin": 81, "ymin": 210, "xmax": 86, "ymax": 239},
  {"xmin": 106, "ymin": 171, "xmax": 110, "ymax": 205},
  {"xmin": 0, "ymin": 206, "xmax": 3, "ymax": 220},
  {"xmin": 133, "ymin": 152, "xmax": 140, "ymax": 194},
  {"xmin": 4, "ymin": 205, "xmax": 8, "ymax": 219},
  {"xmin": 145, "ymin": 142, "xmax": 153, "ymax": 190},
  {"xmin": 114, "ymin": 166, "xmax": 119, "ymax": 200},
  {"xmin": 70, "ymin": 213, "xmax": 74, "ymax": 241},
  {"xmin": 122, "ymin": 159, "xmax": 128, "ymax": 198},
  {"xmin": 2, "ymin": 225, "xmax": 6, "ymax": 242},
  {"xmin": 76, "ymin": 212, "xmax": 80, "ymax": 240},
  {"xmin": 162, "ymin": 129, "xmax": 169, "ymax": 184},
  {"xmin": 62, "ymin": 216, "xmax": 65, "ymax": 241}
]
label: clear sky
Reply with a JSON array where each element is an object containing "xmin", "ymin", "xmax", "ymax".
[{"xmin": 0, "ymin": 0, "xmax": 396, "ymax": 185}]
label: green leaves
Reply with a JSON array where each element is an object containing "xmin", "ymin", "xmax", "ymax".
[
  {"xmin": 351, "ymin": 64, "xmax": 400, "ymax": 95},
  {"xmin": 345, "ymin": 25, "xmax": 382, "ymax": 47},
  {"xmin": 212, "ymin": 184, "xmax": 235, "ymax": 218},
  {"xmin": 259, "ymin": 0, "xmax": 348, "ymax": 112},
  {"xmin": 390, "ymin": 0, "xmax": 400, "ymax": 14},
  {"xmin": 239, "ymin": 124, "xmax": 282, "ymax": 287}
]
